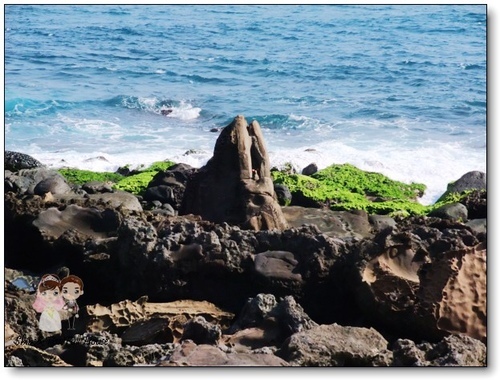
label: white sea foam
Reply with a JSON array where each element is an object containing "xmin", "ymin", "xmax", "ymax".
[
  {"xmin": 163, "ymin": 101, "xmax": 201, "ymax": 121},
  {"xmin": 266, "ymin": 138, "xmax": 486, "ymax": 205},
  {"xmin": 23, "ymin": 130, "xmax": 485, "ymax": 207}
]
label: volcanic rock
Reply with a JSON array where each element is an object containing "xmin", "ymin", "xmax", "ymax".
[
  {"xmin": 392, "ymin": 334, "xmax": 486, "ymax": 366},
  {"xmin": 447, "ymin": 171, "xmax": 486, "ymax": 194},
  {"xmin": 158, "ymin": 340, "xmax": 289, "ymax": 366},
  {"xmin": 301, "ymin": 163, "xmax": 318, "ymax": 176},
  {"xmin": 277, "ymin": 323, "xmax": 392, "ymax": 366},
  {"xmin": 181, "ymin": 115, "xmax": 288, "ymax": 231},
  {"xmin": 5, "ymin": 151, "xmax": 45, "ymax": 171}
]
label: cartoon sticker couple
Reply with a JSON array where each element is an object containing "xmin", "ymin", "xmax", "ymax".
[{"xmin": 32, "ymin": 274, "xmax": 84, "ymax": 333}]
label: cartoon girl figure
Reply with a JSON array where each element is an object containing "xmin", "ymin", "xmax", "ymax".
[
  {"xmin": 61, "ymin": 275, "xmax": 84, "ymax": 330},
  {"xmin": 32, "ymin": 274, "xmax": 65, "ymax": 333}
]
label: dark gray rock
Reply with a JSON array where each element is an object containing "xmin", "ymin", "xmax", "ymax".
[
  {"xmin": 228, "ymin": 294, "xmax": 317, "ymax": 342},
  {"xmin": 369, "ymin": 214, "xmax": 397, "ymax": 232},
  {"xmin": 301, "ymin": 163, "xmax": 318, "ymax": 176},
  {"xmin": 428, "ymin": 202, "xmax": 468, "ymax": 221},
  {"xmin": 34, "ymin": 175, "xmax": 72, "ymax": 196},
  {"xmin": 274, "ymin": 183, "xmax": 292, "ymax": 206},
  {"xmin": 181, "ymin": 316, "xmax": 222, "ymax": 345},
  {"xmin": 465, "ymin": 218, "xmax": 486, "ymax": 235},
  {"xmin": 121, "ymin": 318, "xmax": 171, "ymax": 346},
  {"xmin": 392, "ymin": 334, "xmax": 486, "ymax": 366},
  {"xmin": 282, "ymin": 206, "xmax": 373, "ymax": 240},
  {"xmin": 5, "ymin": 167, "xmax": 64, "ymax": 195},
  {"xmin": 268, "ymin": 296, "xmax": 318, "ymax": 336},
  {"xmin": 228, "ymin": 294, "xmax": 278, "ymax": 333},
  {"xmin": 461, "ymin": 189, "xmax": 486, "ymax": 219},
  {"xmin": 144, "ymin": 163, "xmax": 196, "ymax": 210},
  {"xmin": 32, "ymin": 204, "xmax": 121, "ymax": 239},
  {"xmin": 277, "ymin": 323, "xmax": 391, "ymax": 366},
  {"xmin": 82, "ymin": 181, "xmax": 114, "ymax": 194},
  {"xmin": 447, "ymin": 171, "xmax": 486, "ymax": 194},
  {"xmin": 254, "ymin": 251, "xmax": 302, "ymax": 283},
  {"xmin": 5, "ymin": 151, "xmax": 44, "ymax": 171}
]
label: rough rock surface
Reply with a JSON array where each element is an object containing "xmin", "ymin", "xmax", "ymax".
[
  {"xmin": 418, "ymin": 242, "xmax": 486, "ymax": 343},
  {"xmin": 33, "ymin": 204, "xmax": 121, "ymax": 239},
  {"xmin": 5, "ymin": 345, "xmax": 72, "ymax": 367},
  {"xmin": 347, "ymin": 217, "xmax": 486, "ymax": 343},
  {"xmin": 277, "ymin": 323, "xmax": 392, "ymax": 366},
  {"xmin": 86, "ymin": 298, "xmax": 235, "ymax": 343},
  {"xmin": 158, "ymin": 340, "xmax": 289, "ymax": 366},
  {"xmin": 3, "ymin": 151, "xmax": 488, "ymax": 367},
  {"xmin": 428, "ymin": 202, "xmax": 468, "ymax": 221},
  {"xmin": 181, "ymin": 316, "xmax": 222, "ymax": 345},
  {"xmin": 181, "ymin": 115, "xmax": 288, "ymax": 231},
  {"xmin": 5, "ymin": 167, "xmax": 67, "ymax": 195},
  {"xmin": 392, "ymin": 334, "xmax": 486, "ymax": 366},
  {"xmin": 5, "ymin": 151, "xmax": 45, "ymax": 171},
  {"xmin": 144, "ymin": 163, "xmax": 197, "ymax": 210},
  {"xmin": 282, "ymin": 206, "xmax": 374, "ymax": 240},
  {"xmin": 447, "ymin": 171, "xmax": 486, "ymax": 194},
  {"xmin": 273, "ymin": 183, "xmax": 292, "ymax": 206}
]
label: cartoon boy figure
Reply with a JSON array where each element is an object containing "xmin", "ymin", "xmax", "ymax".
[
  {"xmin": 32, "ymin": 274, "xmax": 65, "ymax": 334},
  {"xmin": 61, "ymin": 275, "xmax": 84, "ymax": 330}
]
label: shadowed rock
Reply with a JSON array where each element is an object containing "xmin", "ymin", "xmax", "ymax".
[{"xmin": 181, "ymin": 115, "xmax": 288, "ymax": 231}]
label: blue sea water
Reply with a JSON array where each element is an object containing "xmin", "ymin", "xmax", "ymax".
[{"xmin": 4, "ymin": 4, "xmax": 486, "ymax": 204}]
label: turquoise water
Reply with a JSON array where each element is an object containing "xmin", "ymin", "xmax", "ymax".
[{"xmin": 4, "ymin": 5, "xmax": 486, "ymax": 204}]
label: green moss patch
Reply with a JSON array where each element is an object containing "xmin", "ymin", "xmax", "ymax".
[
  {"xmin": 58, "ymin": 169, "xmax": 124, "ymax": 185},
  {"xmin": 114, "ymin": 171, "xmax": 158, "ymax": 195},
  {"xmin": 272, "ymin": 163, "xmax": 428, "ymax": 216},
  {"xmin": 59, "ymin": 160, "xmax": 177, "ymax": 196}
]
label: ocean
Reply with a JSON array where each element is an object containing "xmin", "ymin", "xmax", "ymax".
[{"xmin": 4, "ymin": 4, "xmax": 487, "ymax": 205}]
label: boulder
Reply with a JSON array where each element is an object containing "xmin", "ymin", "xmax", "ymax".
[
  {"xmin": 428, "ymin": 202, "xmax": 468, "ymax": 221},
  {"xmin": 274, "ymin": 183, "xmax": 292, "ymax": 206},
  {"xmin": 392, "ymin": 334, "xmax": 486, "ymax": 366},
  {"xmin": 82, "ymin": 181, "xmax": 114, "ymax": 194},
  {"xmin": 181, "ymin": 115, "xmax": 288, "ymax": 231},
  {"xmin": 447, "ymin": 171, "xmax": 486, "ymax": 194},
  {"xmin": 5, "ymin": 167, "xmax": 66, "ymax": 195},
  {"xmin": 301, "ymin": 163, "xmax": 318, "ymax": 176},
  {"xmin": 34, "ymin": 176, "xmax": 72, "ymax": 196},
  {"xmin": 87, "ymin": 191, "xmax": 142, "ymax": 213},
  {"xmin": 5, "ymin": 151, "xmax": 44, "ymax": 171},
  {"xmin": 277, "ymin": 323, "xmax": 391, "ymax": 366},
  {"xmin": 181, "ymin": 316, "xmax": 222, "ymax": 345},
  {"xmin": 144, "ymin": 163, "xmax": 196, "ymax": 210},
  {"xmin": 228, "ymin": 294, "xmax": 317, "ymax": 339}
]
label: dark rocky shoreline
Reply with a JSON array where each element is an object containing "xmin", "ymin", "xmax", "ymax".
[{"xmin": 4, "ymin": 116, "xmax": 487, "ymax": 367}]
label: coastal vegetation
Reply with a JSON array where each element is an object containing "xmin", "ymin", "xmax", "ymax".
[
  {"xmin": 58, "ymin": 160, "xmax": 175, "ymax": 195},
  {"xmin": 58, "ymin": 161, "xmax": 477, "ymax": 217}
]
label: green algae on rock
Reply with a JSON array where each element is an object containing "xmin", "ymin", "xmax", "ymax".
[
  {"xmin": 272, "ymin": 163, "xmax": 428, "ymax": 216},
  {"xmin": 57, "ymin": 169, "xmax": 124, "ymax": 185},
  {"xmin": 59, "ymin": 160, "xmax": 176, "ymax": 195}
]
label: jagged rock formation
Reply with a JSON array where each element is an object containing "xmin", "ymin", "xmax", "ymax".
[{"xmin": 181, "ymin": 115, "xmax": 288, "ymax": 231}]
